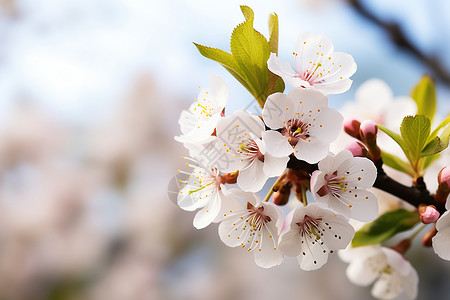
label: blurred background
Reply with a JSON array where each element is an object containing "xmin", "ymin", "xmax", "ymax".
[{"xmin": 0, "ymin": 0, "xmax": 449, "ymax": 299}]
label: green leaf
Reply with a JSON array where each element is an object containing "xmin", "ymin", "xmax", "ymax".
[
  {"xmin": 268, "ymin": 13, "xmax": 279, "ymax": 55},
  {"xmin": 377, "ymin": 124, "xmax": 408, "ymax": 154},
  {"xmin": 422, "ymin": 153, "xmax": 442, "ymax": 169},
  {"xmin": 352, "ymin": 209, "xmax": 420, "ymax": 247},
  {"xmin": 193, "ymin": 43, "xmax": 256, "ymax": 96},
  {"xmin": 429, "ymin": 114, "xmax": 450, "ymax": 143},
  {"xmin": 419, "ymin": 136, "xmax": 448, "ymax": 158},
  {"xmin": 381, "ymin": 151, "xmax": 414, "ymax": 176},
  {"xmin": 230, "ymin": 11, "xmax": 271, "ymax": 104},
  {"xmin": 400, "ymin": 115, "xmax": 431, "ymax": 162},
  {"xmin": 240, "ymin": 5, "xmax": 254, "ymax": 21},
  {"xmin": 410, "ymin": 75, "xmax": 436, "ymax": 121}
]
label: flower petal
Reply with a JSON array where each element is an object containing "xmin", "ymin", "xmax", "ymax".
[
  {"xmin": 263, "ymin": 152, "xmax": 289, "ymax": 178},
  {"xmin": 262, "ymin": 130, "xmax": 293, "ymax": 158},
  {"xmin": 237, "ymin": 159, "xmax": 268, "ymax": 192},
  {"xmin": 193, "ymin": 192, "xmax": 222, "ymax": 229},
  {"xmin": 432, "ymin": 225, "xmax": 450, "ymax": 260}
]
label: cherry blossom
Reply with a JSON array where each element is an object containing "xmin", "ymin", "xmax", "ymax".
[
  {"xmin": 278, "ymin": 203, "xmax": 354, "ymax": 271},
  {"xmin": 177, "ymin": 158, "xmax": 241, "ymax": 229},
  {"xmin": 267, "ymin": 32, "xmax": 357, "ymax": 95},
  {"xmin": 432, "ymin": 195, "xmax": 450, "ymax": 260},
  {"xmin": 175, "ymin": 74, "xmax": 228, "ymax": 146},
  {"xmin": 215, "ymin": 109, "xmax": 289, "ymax": 192},
  {"xmin": 310, "ymin": 150, "xmax": 378, "ymax": 222},
  {"xmin": 218, "ymin": 191, "xmax": 284, "ymax": 268},
  {"xmin": 262, "ymin": 88, "xmax": 343, "ymax": 163},
  {"xmin": 339, "ymin": 245, "xmax": 419, "ymax": 300}
]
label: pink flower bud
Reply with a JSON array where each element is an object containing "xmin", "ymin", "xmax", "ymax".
[
  {"xmin": 345, "ymin": 141, "xmax": 368, "ymax": 157},
  {"xmin": 419, "ymin": 205, "xmax": 440, "ymax": 224},
  {"xmin": 360, "ymin": 120, "xmax": 378, "ymax": 140},
  {"xmin": 343, "ymin": 119, "xmax": 361, "ymax": 139},
  {"xmin": 438, "ymin": 167, "xmax": 450, "ymax": 189},
  {"xmin": 437, "ymin": 167, "xmax": 450, "ymax": 203}
]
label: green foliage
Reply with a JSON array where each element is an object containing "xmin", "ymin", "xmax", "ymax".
[
  {"xmin": 410, "ymin": 75, "xmax": 436, "ymax": 122},
  {"xmin": 352, "ymin": 209, "xmax": 420, "ymax": 247},
  {"xmin": 400, "ymin": 115, "xmax": 431, "ymax": 162},
  {"xmin": 380, "ymin": 151, "xmax": 414, "ymax": 177},
  {"xmin": 379, "ymin": 114, "xmax": 450, "ymax": 177},
  {"xmin": 194, "ymin": 6, "xmax": 284, "ymax": 108}
]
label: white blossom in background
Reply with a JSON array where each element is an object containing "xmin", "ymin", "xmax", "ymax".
[
  {"xmin": 215, "ymin": 109, "xmax": 289, "ymax": 192},
  {"xmin": 432, "ymin": 195, "xmax": 450, "ymax": 260},
  {"xmin": 177, "ymin": 158, "xmax": 241, "ymax": 229},
  {"xmin": 310, "ymin": 150, "xmax": 378, "ymax": 222},
  {"xmin": 218, "ymin": 191, "xmax": 284, "ymax": 268},
  {"xmin": 267, "ymin": 32, "xmax": 357, "ymax": 95},
  {"xmin": 339, "ymin": 245, "xmax": 419, "ymax": 300},
  {"xmin": 278, "ymin": 203, "xmax": 354, "ymax": 271},
  {"xmin": 262, "ymin": 88, "xmax": 343, "ymax": 163},
  {"xmin": 175, "ymin": 74, "xmax": 228, "ymax": 146}
]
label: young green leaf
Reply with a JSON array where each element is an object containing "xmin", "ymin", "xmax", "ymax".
[
  {"xmin": 400, "ymin": 115, "xmax": 431, "ymax": 162},
  {"xmin": 410, "ymin": 75, "xmax": 436, "ymax": 121},
  {"xmin": 351, "ymin": 209, "xmax": 420, "ymax": 247},
  {"xmin": 377, "ymin": 124, "xmax": 408, "ymax": 154},
  {"xmin": 268, "ymin": 13, "xmax": 279, "ymax": 55},
  {"xmin": 380, "ymin": 151, "xmax": 414, "ymax": 177}
]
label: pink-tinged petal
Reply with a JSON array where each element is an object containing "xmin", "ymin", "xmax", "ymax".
[
  {"xmin": 382, "ymin": 248, "xmax": 411, "ymax": 277},
  {"xmin": 297, "ymin": 232, "xmax": 329, "ymax": 271},
  {"xmin": 308, "ymin": 107, "xmax": 343, "ymax": 142},
  {"xmin": 218, "ymin": 213, "xmax": 247, "ymax": 247},
  {"xmin": 279, "ymin": 228, "xmax": 303, "ymax": 257},
  {"xmin": 294, "ymin": 33, "xmax": 334, "ymax": 74},
  {"xmin": 214, "ymin": 188, "xmax": 246, "ymax": 223},
  {"xmin": 318, "ymin": 150, "xmax": 352, "ymax": 172},
  {"xmin": 432, "ymin": 226, "xmax": 450, "ymax": 260},
  {"xmin": 310, "ymin": 170, "xmax": 327, "ymax": 197},
  {"xmin": 337, "ymin": 156, "xmax": 377, "ymax": 188},
  {"xmin": 436, "ymin": 210, "xmax": 450, "ymax": 231},
  {"xmin": 346, "ymin": 257, "xmax": 381, "ymax": 286},
  {"xmin": 320, "ymin": 214, "xmax": 355, "ymax": 250},
  {"xmin": 263, "ymin": 93, "xmax": 293, "ymax": 129},
  {"xmin": 293, "ymin": 138, "xmax": 329, "ymax": 163},
  {"xmin": 288, "ymin": 88, "xmax": 329, "ymax": 110},
  {"xmin": 262, "ymin": 130, "xmax": 293, "ymax": 158},
  {"xmin": 263, "ymin": 153, "xmax": 289, "ymax": 178},
  {"xmin": 338, "ymin": 189, "xmax": 378, "ymax": 222},
  {"xmin": 371, "ymin": 272, "xmax": 404, "ymax": 300},
  {"xmin": 267, "ymin": 53, "xmax": 298, "ymax": 79},
  {"xmin": 254, "ymin": 226, "xmax": 284, "ymax": 268},
  {"xmin": 404, "ymin": 266, "xmax": 419, "ymax": 299},
  {"xmin": 193, "ymin": 192, "xmax": 222, "ymax": 229},
  {"xmin": 237, "ymin": 159, "xmax": 268, "ymax": 192},
  {"xmin": 209, "ymin": 73, "xmax": 228, "ymax": 108}
]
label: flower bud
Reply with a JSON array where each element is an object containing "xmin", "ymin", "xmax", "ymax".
[
  {"xmin": 436, "ymin": 167, "xmax": 450, "ymax": 203},
  {"xmin": 272, "ymin": 181, "xmax": 292, "ymax": 206},
  {"xmin": 344, "ymin": 119, "xmax": 361, "ymax": 139},
  {"xmin": 419, "ymin": 205, "xmax": 440, "ymax": 224},
  {"xmin": 359, "ymin": 120, "xmax": 378, "ymax": 141},
  {"xmin": 345, "ymin": 141, "xmax": 368, "ymax": 157}
]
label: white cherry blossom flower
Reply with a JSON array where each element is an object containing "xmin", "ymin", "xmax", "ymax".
[
  {"xmin": 339, "ymin": 245, "xmax": 419, "ymax": 300},
  {"xmin": 175, "ymin": 74, "xmax": 228, "ymax": 146},
  {"xmin": 218, "ymin": 191, "xmax": 284, "ymax": 268},
  {"xmin": 215, "ymin": 109, "xmax": 289, "ymax": 192},
  {"xmin": 262, "ymin": 88, "xmax": 343, "ymax": 163},
  {"xmin": 278, "ymin": 203, "xmax": 354, "ymax": 271},
  {"xmin": 432, "ymin": 195, "xmax": 450, "ymax": 260},
  {"xmin": 267, "ymin": 32, "xmax": 357, "ymax": 95},
  {"xmin": 310, "ymin": 150, "xmax": 378, "ymax": 222},
  {"xmin": 177, "ymin": 158, "xmax": 241, "ymax": 229}
]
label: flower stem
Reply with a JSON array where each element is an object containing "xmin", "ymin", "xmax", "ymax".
[{"xmin": 263, "ymin": 172, "xmax": 286, "ymax": 202}]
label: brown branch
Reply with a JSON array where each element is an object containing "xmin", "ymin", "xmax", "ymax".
[{"xmin": 347, "ymin": 0, "xmax": 450, "ymax": 85}]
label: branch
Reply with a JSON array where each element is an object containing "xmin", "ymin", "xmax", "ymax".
[{"xmin": 347, "ymin": 0, "xmax": 450, "ymax": 85}]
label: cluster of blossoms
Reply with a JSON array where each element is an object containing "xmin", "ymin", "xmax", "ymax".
[{"xmin": 174, "ymin": 28, "xmax": 450, "ymax": 300}]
